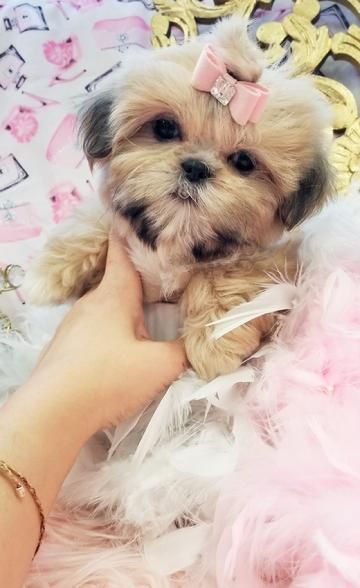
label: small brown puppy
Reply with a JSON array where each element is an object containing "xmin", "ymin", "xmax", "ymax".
[{"xmin": 27, "ymin": 16, "xmax": 333, "ymax": 380}]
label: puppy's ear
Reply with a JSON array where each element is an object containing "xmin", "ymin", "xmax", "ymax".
[
  {"xmin": 279, "ymin": 154, "xmax": 333, "ymax": 230},
  {"xmin": 78, "ymin": 91, "xmax": 114, "ymax": 161}
]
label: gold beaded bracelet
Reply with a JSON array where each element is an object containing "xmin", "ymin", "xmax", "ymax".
[{"xmin": 0, "ymin": 460, "xmax": 45, "ymax": 556}]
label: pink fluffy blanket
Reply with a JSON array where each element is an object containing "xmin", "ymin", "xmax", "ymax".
[{"xmin": 17, "ymin": 188, "xmax": 360, "ymax": 587}]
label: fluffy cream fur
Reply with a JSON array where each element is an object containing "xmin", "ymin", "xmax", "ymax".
[{"xmin": 26, "ymin": 16, "xmax": 333, "ymax": 379}]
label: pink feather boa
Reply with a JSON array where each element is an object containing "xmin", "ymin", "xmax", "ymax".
[
  {"xmin": 24, "ymin": 188, "xmax": 360, "ymax": 587},
  {"xmin": 214, "ymin": 189, "xmax": 360, "ymax": 588}
]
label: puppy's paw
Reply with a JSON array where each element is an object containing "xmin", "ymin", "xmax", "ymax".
[
  {"xmin": 183, "ymin": 311, "xmax": 272, "ymax": 381},
  {"xmin": 24, "ymin": 258, "xmax": 75, "ymax": 306},
  {"xmin": 25, "ymin": 230, "xmax": 109, "ymax": 306},
  {"xmin": 181, "ymin": 270, "xmax": 273, "ymax": 380},
  {"xmin": 180, "ymin": 244, "xmax": 297, "ymax": 380}
]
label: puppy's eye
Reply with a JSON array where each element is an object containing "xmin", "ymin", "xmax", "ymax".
[
  {"xmin": 152, "ymin": 118, "xmax": 181, "ymax": 141},
  {"xmin": 228, "ymin": 150, "xmax": 256, "ymax": 174}
]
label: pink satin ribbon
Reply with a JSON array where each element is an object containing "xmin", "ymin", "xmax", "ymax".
[{"xmin": 191, "ymin": 44, "xmax": 269, "ymax": 125}]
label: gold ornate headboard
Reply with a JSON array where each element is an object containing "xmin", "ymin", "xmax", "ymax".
[{"xmin": 151, "ymin": 0, "xmax": 360, "ymax": 192}]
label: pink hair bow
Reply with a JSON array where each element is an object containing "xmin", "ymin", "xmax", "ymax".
[{"xmin": 191, "ymin": 44, "xmax": 269, "ymax": 125}]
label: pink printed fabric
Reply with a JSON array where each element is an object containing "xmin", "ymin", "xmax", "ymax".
[{"xmin": 0, "ymin": 0, "xmax": 152, "ymax": 280}]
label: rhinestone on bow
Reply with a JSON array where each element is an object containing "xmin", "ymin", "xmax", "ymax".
[{"xmin": 210, "ymin": 75, "xmax": 236, "ymax": 106}]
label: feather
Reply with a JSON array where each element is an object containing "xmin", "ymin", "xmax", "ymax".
[
  {"xmin": 144, "ymin": 525, "xmax": 209, "ymax": 576},
  {"xmin": 133, "ymin": 366, "xmax": 255, "ymax": 466},
  {"xmin": 208, "ymin": 282, "xmax": 298, "ymax": 339},
  {"xmin": 315, "ymin": 530, "xmax": 360, "ymax": 585},
  {"xmin": 191, "ymin": 366, "xmax": 255, "ymax": 414},
  {"xmin": 132, "ymin": 371, "xmax": 203, "ymax": 465},
  {"xmin": 106, "ymin": 411, "xmax": 146, "ymax": 459}
]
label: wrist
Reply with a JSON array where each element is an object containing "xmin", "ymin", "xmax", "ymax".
[
  {"xmin": 0, "ymin": 376, "xmax": 94, "ymax": 514},
  {"xmin": 3, "ymin": 372, "xmax": 96, "ymax": 450}
]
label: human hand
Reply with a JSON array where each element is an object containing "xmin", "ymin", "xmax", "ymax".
[
  {"xmin": 27, "ymin": 229, "xmax": 187, "ymax": 436},
  {"xmin": 0, "ymin": 231, "xmax": 187, "ymax": 579}
]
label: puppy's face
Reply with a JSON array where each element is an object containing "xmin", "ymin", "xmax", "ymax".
[{"xmin": 81, "ymin": 17, "xmax": 333, "ymax": 265}]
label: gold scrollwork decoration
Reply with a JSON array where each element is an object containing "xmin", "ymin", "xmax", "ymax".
[
  {"xmin": 331, "ymin": 118, "xmax": 360, "ymax": 191},
  {"xmin": 313, "ymin": 75, "xmax": 358, "ymax": 130},
  {"xmin": 151, "ymin": 0, "xmax": 360, "ymax": 192},
  {"xmin": 258, "ymin": 0, "xmax": 331, "ymax": 74},
  {"xmin": 341, "ymin": 0, "xmax": 360, "ymax": 16},
  {"xmin": 152, "ymin": 0, "xmax": 273, "ymax": 47},
  {"xmin": 332, "ymin": 24, "xmax": 360, "ymax": 64}
]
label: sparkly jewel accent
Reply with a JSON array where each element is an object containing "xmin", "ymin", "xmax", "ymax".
[{"xmin": 210, "ymin": 75, "xmax": 236, "ymax": 106}]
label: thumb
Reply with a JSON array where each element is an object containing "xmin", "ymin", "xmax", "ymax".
[
  {"xmin": 101, "ymin": 227, "xmax": 142, "ymax": 295},
  {"xmin": 141, "ymin": 339, "xmax": 188, "ymax": 397}
]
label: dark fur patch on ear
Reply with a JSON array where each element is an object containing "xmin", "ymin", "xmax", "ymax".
[
  {"xmin": 279, "ymin": 155, "xmax": 332, "ymax": 230},
  {"xmin": 78, "ymin": 92, "xmax": 114, "ymax": 159}
]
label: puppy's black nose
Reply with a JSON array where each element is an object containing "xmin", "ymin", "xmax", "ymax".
[{"xmin": 181, "ymin": 159, "xmax": 211, "ymax": 183}]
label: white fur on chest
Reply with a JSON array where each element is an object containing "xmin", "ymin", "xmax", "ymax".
[{"xmin": 124, "ymin": 230, "xmax": 190, "ymax": 303}]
